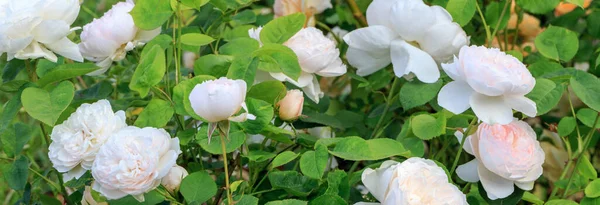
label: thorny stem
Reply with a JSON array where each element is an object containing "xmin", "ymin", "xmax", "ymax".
[{"xmin": 450, "ymin": 117, "xmax": 478, "ymax": 176}]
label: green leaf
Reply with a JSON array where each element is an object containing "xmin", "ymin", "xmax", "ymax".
[
  {"xmin": 270, "ymin": 151, "xmax": 299, "ymax": 169},
  {"xmin": 253, "ymin": 44, "xmax": 303, "ymax": 81},
  {"xmin": 140, "ymin": 34, "xmax": 173, "ymax": 58},
  {"xmin": 526, "ymin": 78, "xmax": 565, "ymax": 115},
  {"xmin": 239, "ymin": 98, "xmax": 274, "ymax": 134},
  {"xmin": 534, "ymin": 26, "xmax": 579, "ymax": 61},
  {"xmin": 181, "ymin": 33, "xmax": 215, "ymax": 46},
  {"xmin": 265, "ymin": 199, "xmax": 308, "ymax": 205},
  {"xmin": 130, "ymin": 45, "xmax": 166, "ymax": 97},
  {"xmin": 396, "ymin": 120, "xmax": 425, "ymax": 157},
  {"xmin": 0, "ymin": 87, "xmax": 26, "ymax": 132},
  {"xmin": 329, "ymin": 136, "xmax": 411, "ymax": 161},
  {"xmin": 571, "ymin": 70, "xmax": 600, "ymax": 112},
  {"xmin": 37, "ymin": 63, "xmax": 98, "ymax": 87},
  {"xmin": 411, "ymin": 114, "xmax": 446, "ymax": 140},
  {"xmin": 528, "ymin": 60, "xmax": 563, "ymax": 78},
  {"xmin": 445, "ymin": 0, "xmax": 476, "ymax": 26},
  {"xmin": 226, "ymin": 56, "xmax": 259, "ymax": 86},
  {"xmin": 180, "ymin": 0, "xmax": 210, "ymax": 10},
  {"xmin": 108, "ymin": 190, "xmax": 165, "ymax": 205},
  {"xmin": 2, "ymin": 59, "xmax": 25, "ymax": 83},
  {"xmin": 260, "ymin": 13, "xmax": 306, "ymax": 44},
  {"xmin": 224, "ymin": 195, "xmax": 259, "ymax": 205},
  {"xmin": 193, "ymin": 54, "xmax": 232, "ymax": 78},
  {"xmin": 558, "ymin": 117, "xmax": 577, "ymax": 137},
  {"xmin": 219, "ymin": 38, "xmax": 260, "ymax": 57},
  {"xmin": 73, "ymin": 81, "xmax": 113, "ymax": 104},
  {"xmin": 246, "ymin": 150, "xmax": 277, "ymax": 162},
  {"xmin": 2, "ymin": 156, "xmax": 29, "ymax": 190},
  {"xmin": 172, "ymin": 75, "xmax": 216, "ymax": 119},
  {"xmin": 581, "ymin": 197, "xmax": 600, "ymax": 205},
  {"xmin": 268, "ymin": 171, "xmax": 318, "ymax": 197},
  {"xmin": 299, "ymin": 144, "xmax": 329, "ymax": 179},
  {"xmin": 232, "ymin": 10, "xmax": 257, "ymax": 25},
  {"xmin": 36, "ymin": 58, "xmax": 63, "ymax": 78},
  {"xmin": 130, "ymin": 0, "xmax": 173, "ymax": 30},
  {"xmin": 516, "ymin": 0, "xmax": 561, "ymax": 14},
  {"xmin": 587, "ymin": 11, "xmax": 600, "ymax": 38},
  {"xmin": 577, "ymin": 108, "xmax": 600, "ymax": 128},
  {"xmin": 325, "ymin": 170, "xmax": 350, "ymax": 200},
  {"xmin": 485, "ymin": 1, "xmax": 511, "ymax": 31},
  {"xmin": 22, "ymin": 81, "xmax": 74, "ymax": 126},
  {"xmin": 180, "ymin": 171, "xmax": 217, "ymax": 204},
  {"xmin": 400, "ymin": 80, "xmax": 443, "ymax": 110},
  {"xmin": 577, "ymin": 155, "xmax": 597, "ymax": 179},
  {"xmin": 585, "ymin": 179, "xmax": 600, "ymax": 198},
  {"xmin": 301, "ymin": 111, "xmax": 344, "ymax": 129},
  {"xmin": 134, "ymin": 98, "xmax": 174, "ymax": 128},
  {"xmin": 308, "ymin": 194, "xmax": 346, "ymax": 205},
  {"xmin": 197, "ymin": 127, "xmax": 246, "ymax": 154},
  {"xmin": 522, "ymin": 192, "xmax": 544, "ymax": 205},
  {"xmin": 545, "ymin": 199, "xmax": 578, "ymax": 205},
  {"xmin": 247, "ymin": 81, "xmax": 287, "ymax": 105},
  {"xmin": 0, "ymin": 123, "xmax": 32, "ymax": 157}
]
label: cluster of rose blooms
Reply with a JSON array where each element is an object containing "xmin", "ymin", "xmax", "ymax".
[{"xmin": 0, "ymin": 0, "xmax": 550, "ymax": 203}]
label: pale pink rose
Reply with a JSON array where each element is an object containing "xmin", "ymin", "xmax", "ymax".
[
  {"xmin": 273, "ymin": 0, "xmax": 332, "ymax": 26},
  {"xmin": 356, "ymin": 158, "xmax": 467, "ymax": 205},
  {"xmin": 456, "ymin": 120, "xmax": 545, "ymax": 200},
  {"xmin": 189, "ymin": 77, "xmax": 254, "ymax": 123},
  {"xmin": 438, "ymin": 45, "xmax": 537, "ymax": 125},
  {"xmin": 277, "ymin": 89, "xmax": 304, "ymax": 121}
]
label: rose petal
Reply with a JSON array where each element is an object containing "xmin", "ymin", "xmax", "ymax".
[
  {"xmin": 438, "ymin": 81, "xmax": 474, "ymax": 114},
  {"xmin": 504, "ymin": 95, "xmax": 537, "ymax": 117},
  {"xmin": 346, "ymin": 47, "xmax": 391, "ymax": 76},
  {"xmin": 390, "ymin": 39, "xmax": 439, "ymax": 83},
  {"xmin": 478, "ymin": 163, "xmax": 515, "ymax": 200},
  {"xmin": 470, "ymin": 93, "xmax": 514, "ymax": 125},
  {"xmin": 456, "ymin": 159, "xmax": 480, "ymax": 183}
]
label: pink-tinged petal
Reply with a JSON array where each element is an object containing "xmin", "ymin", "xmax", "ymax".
[
  {"xmin": 456, "ymin": 159, "xmax": 480, "ymax": 183},
  {"xmin": 316, "ymin": 59, "xmax": 347, "ymax": 77},
  {"xmin": 470, "ymin": 93, "xmax": 514, "ymax": 125},
  {"xmin": 438, "ymin": 81, "xmax": 474, "ymax": 114},
  {"xmin": 390, "ymin": 39, "xmax": 439, "ymax": 83},
  {"xmin": 478, "ymin": 163, "xmax": 515, "ymax": 200},
  {"xmin": 504, "ymin": 95, "xmax": 537, "ymax": 117}
]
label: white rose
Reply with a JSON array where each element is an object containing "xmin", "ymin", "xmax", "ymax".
[
  {"xmin": 48, "ymin": 100, "xmax": 126, "ymax": 181},
  {"xmin": 250, "ymin": 27, "xmax": 347, "ymax": 103},
  {"xmin": 78, "ymin": 0, "xmax": 161, "ymax": 76},
  {"xmin": 161, "ymin": 165, "xmax": 189, "ymax": 193},
  {"xmin": 437, "ymin": 45, "xmax": 537, "ymax": 125},
  {"xmin": 0, "ymin": 0, "xmax": 83, "ymax": 62},
  {"xmin": 327, "ymin": 26, "xmax": 349, "ymax": 44},
  {"xmin": 343, "ymin": 0, "xmax": 468, "ymax": 82},
  {"xmin": 92, "ymin": 126, "xmax": 181, "ymax": 201},
  {"xmin": 189, "ymin": 77, "xmax": 254, "ymax": 123},
  {"xmin": 273, "ymin": 0, "xmax": 332, "ymax": 26},
  {"xmin": 357, "ymin": 158, "xmax": 467, "ymax": 205},
  {"xmin": 277, "ymin": 89, "xmax": 304, "ymax": 121},
  {"xmin": 456, "ymin": 120, "xmax": 545, "ymax": 200}
]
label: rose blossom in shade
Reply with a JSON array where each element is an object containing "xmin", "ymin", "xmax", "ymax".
[
  {"xmin": 455, "ymin": 120, "xmax": 545, "ymax": 200},
  {"xmin": 78, "ymin": 0, "xmax": 161, "ymax": 76},
  {"xmin": 437, "ymin": 45, "xmax": 537, "ymax": 125},
  {"xmin": 189, "ymin": 77, "xmax": 255, "ymax": 123},
  {"xmin": 249, "ymin": 27, "xmax": 347, "ymax": 103},
  {"xmin": 355, "ymin": 157, "xmax": 468, "ymax": 205},
  {"xmin": 48, "ymin": 100, "xmax": 126, "ymax": 181},
  {"xmin": 0, "ymin": 0, "xmax": 83, "ymax": 62},
  {"xmin": 343, "ymin": 0, "xmax": 468, "ymax": 82},
  {"xmin": 273, "ymin": 0, "xmax": 332, "ymax": 26},
  {"xmin": 161, "ymin": 165, "xmax": 189, "ymax": 193},
  {"xmin": 92, "ymin": 126, "xmax": 181, "ymax": 202}
]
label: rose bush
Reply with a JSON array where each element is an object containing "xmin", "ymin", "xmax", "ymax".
[{"xmin": 1, "ymin": 0, "xmax": 600, "ymax": 204}]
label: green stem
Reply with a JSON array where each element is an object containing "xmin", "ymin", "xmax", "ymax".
[
  {"xmin": 176, "ymin": 1, "xmax": 183, "ymax": 84},
  {"xmin": 55, "ymin": 171, "xmax": 73, "ymax": 205},
  {"xmin": 475, "ymin": 1, "xmax": 492, "ymax": 46},
  {"xmin": 489, "ymin": 0, "xmax": 511, "ymax": 47},
  {"xmin": 344, "ymin": 0, "xmax": 368, "ymax": 27},
  {"xmin": 371, "ymin": 77, "xmax": 400, "ymax": 139},
  {"xmin": 561, "ymin": 113, "xmax": 600, "ymax": 198},
  {"xmin": 219, "ymin": 130, "xmax": 233, "ymax": 205},
  {"xmin": 450, "ymin": 117, "xmax": 478, "ymax": 176}
]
